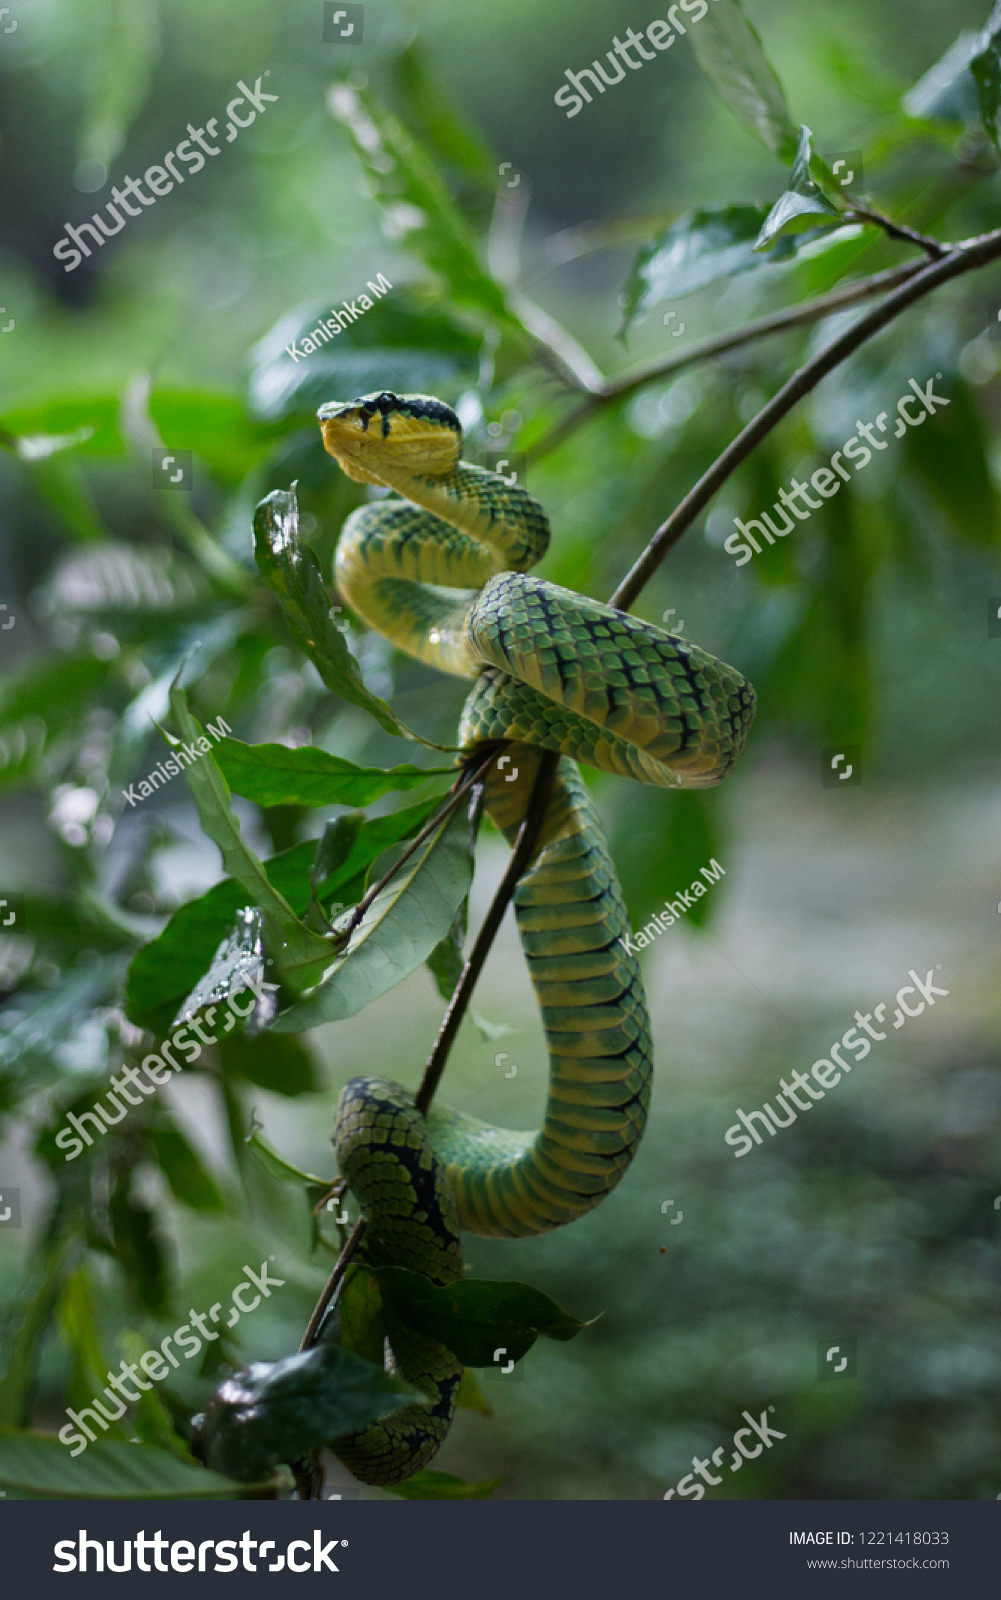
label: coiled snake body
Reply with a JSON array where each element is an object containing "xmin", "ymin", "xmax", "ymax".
[{"xmin": 317, "ymin": 392, "xmax": 755, "ymax": 1484}]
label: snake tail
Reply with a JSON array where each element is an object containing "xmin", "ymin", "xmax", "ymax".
[{"xmin": 328, "ymin": 1077, "xmax": 464, "ymax": 1486}]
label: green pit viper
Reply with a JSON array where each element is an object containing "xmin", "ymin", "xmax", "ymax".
[{"xmin": 316, "ymin": 390, "xmax": 755, "ymax": 1485}]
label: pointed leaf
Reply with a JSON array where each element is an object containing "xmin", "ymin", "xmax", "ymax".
[
  {"xmin": 245, "ymin": 1125, "xmax": 330, "ymax": 1186},
  {"xmin": 270, "ymin": 798, "xmax": 475, "ymax": 1031},
  {"xmin": 754, "ymin": 126, "xmax": 843, "ymax": 252},
  {"xmin": 0, "ymin": 1434, "xmax": 268, "ymax": 1499},
  {"xmin": 214, "ymin": 737, "xmax": 451, "ymax": 809},
  {"xmin": 688, "ymin": 0, "xmax": 799, "ymax": 163},
  {"xmin": 372, "ymin": 1268, "xmax": 590, "ymax": 1366},
  {"xmin": 619, "ymin": 204, "xmax": 807, "ymax": 334}
]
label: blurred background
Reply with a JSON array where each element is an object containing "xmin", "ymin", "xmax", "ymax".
[{"xmin": 1, "ymin": 0, "xmax": 1001, "ymax": 1499}]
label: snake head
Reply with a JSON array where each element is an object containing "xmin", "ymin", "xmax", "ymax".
[{"xmin": 318, "ymin": 391, "xmax": 462, "ymax": 484}]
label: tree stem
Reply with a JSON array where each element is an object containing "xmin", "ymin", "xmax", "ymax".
[
  {"xmin": 609, "ymin": 228, "xmax": 1001, "ymax": 611},
  {"xmin": 415, "ymin": 751, "xmax": 560, "ymax": 1117}
]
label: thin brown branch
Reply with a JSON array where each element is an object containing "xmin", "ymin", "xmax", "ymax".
[
  {"xmin": 335, "ymin": 745, "xmax": 503, "ymax": 943},
  {"xmin": 526, "ymin": 259, "xmax": 929, "ymax": 464},
  {"xmin": 298, "ymin": 1218, "xmax": 366, "ymax": 1353},
  {"xmin": 609, "ymin": 228, "xmax": 1001, "ymax": 611},
  {"xmin": 845, "ymin": 206, "xmax": 947, "ymax": 260},
  {"xmin": 415, "ymin": 751, "xmax": 560, "ymax": 1117}
]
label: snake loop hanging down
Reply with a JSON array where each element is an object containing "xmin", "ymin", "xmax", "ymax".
[{"xmin": 316, "ymin": 391, "xmax": 755, "ymax": 1484}]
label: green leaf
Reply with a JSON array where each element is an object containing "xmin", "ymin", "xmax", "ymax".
[
  {"xmin": 688, "ymin": 0, "xmax": 800, "ymax": 164},
  {"xmin": 125, "ymin": 802, "xmax": 444, "ymax": 1034},
  {"xmin": 327, "ymin": 78, "xmax": 521, "ymax": 332},
  {"xmin": 971, "ymin": 2, "xmax": 1001, "ymax": 150},
  {"xmin": 902, "ymin": 375, "xmax": 998, "ymax": 546},
  {"xmin": 0, "ymin": 1236, "xmax": 76, "ymax": 1428},
  {"xmin": 610, "ymin": 788, "xmax": 724, "ymax": 935},
  {"xmin": 218, "ymin": 1029, "xmax": 319, "ymax": 1098},
  {"xmin": 214, "ymin": 737, "xmax": 451, "ymax": 809},
  {"xmin": 427, "ymin": 898, "xmax": 467, "ymax": 1001},
  {"xmin": 393, "ymin": 43, "xmax": 497, "ymax": 186},
  {"xmin": 244, "ymin": 1125, "xmax": 330, "ymax": 1187},
  {"xmin": 194, "ymin": 1344, "xmax": 424, "ymax": 1482},
  {"xmin": 146, "ymin": 1126, "xmax": 226, "ymax": 1212},
  {"xmin": 254, "ymin": 485, "xmax": 439, "ymax": 748},
  {"xmin": 270, "ymin": 797, "xmax": 474, "ymax": 1032},
  {"xmin": 754, "ymin": 126, "xmax": 843, "ymax": 252},
  {"xmin": 337, "ymin": 1265, "xmax": 386, "ymax": 1367},
  {"xmin": 372, "ymin": 1269, "xmax": 589, "ymax": 1366},
  {"xmin": 383, "ymin": 1468, "xmax": 501, "ymax": 1499},
  {"xmin": 619, "ymin": 204, "xmax": 803, "ymax": 335},
  {"xmin": 25, "ymin": 454, "xmax": 110, "ymax": 542},
  {"xmin": 0, "ymin": 397, "xmax": 121, "ymax": 458},
  {"xmin": 902, "ymin": 31, "xmax": 982, "ymax": 123},
  {"xmin": 109, "ymin": 1173, "xmax": 170, "ymax": 1316},
  {"xmin": 0, "ymin": 655, "xmax": 113, "ymax": 795},
  {"xmin": 0, "ymin": 1434, "xmax": 266, "ymax": 1499},
  {"xmin": 168, "ymin": 679, "xmax": 332, "ymax": 991},
  {"xmin": 454, "ymin": 1366, "xmax": 493, "ymax": 1416}
]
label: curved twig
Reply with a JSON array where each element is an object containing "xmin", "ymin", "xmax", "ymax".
[{"xmin": 610, "ymin": 227, "xmax": 1001, "ymax": 611}]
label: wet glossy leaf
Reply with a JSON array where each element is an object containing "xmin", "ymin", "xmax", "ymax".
[
  {"xmin": 754, "ymin": 127, "xmax": 842, "ymax": 252},
  {"xmin": 194, "ymin": 1344, "xmax": 423, "ymax": 1482},
  {"xmin": 126, "ymin": 801, "xmax": 445, "ymax": 1034},
  {"xmin": 620, "ymin": 204, "xmax": 799, "ymax": 334},
  {"xmin": 372, "ymin": 1268, "xmax": 589, "ymax": 1366}
]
